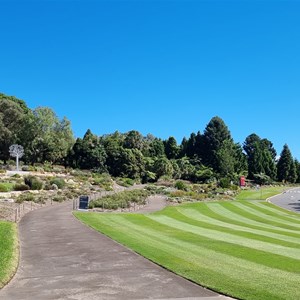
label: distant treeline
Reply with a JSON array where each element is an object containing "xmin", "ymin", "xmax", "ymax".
[{"xmin": 0, "ymin": 93, "xmax": 299, "ymax": 184}]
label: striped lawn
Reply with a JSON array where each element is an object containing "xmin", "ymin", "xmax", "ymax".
[{"xmin": 75, "ymin": 201, "xmax": 300, "ymax": 300}]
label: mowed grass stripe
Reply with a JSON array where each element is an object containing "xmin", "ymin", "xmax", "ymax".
[
  {"xmin": 241, "ymin": 201, "xmax": 300, "ymax": 225},
  {"xmin": 176, "ymin": 207, "xmax": 300, "ymax": 245},
  {"xmin": 148, "ymin": 214, "xmax": 300, "ymax": 260},
  {"xmin": 75, "ymin": 211, "xmax": 300, "ymax": 300},
  {"xmin": 222, "ymin": 202, "xmax": 300, "ymax": 232},
  {"xmin": 79, "ymin": 213, "xmax": 300, "ymax": 280},
  {"xmin": 231, "ymin": 202, "xmax": 300, "ymax": 230},
  {"xmin": 121, "ymin": 214, "xmax": 300, "ymax": 273},
  {"xmin": 248, "ymin": 201, "xmax": 300, "ymax": 223},
  {"xmin": 258, "ymin": 201, "xmax": 300, "ymax": 217},
  {"xmin": 207, "ymin": 202, "xmax": 300, "ymax": 238},
  {"xmin": 162, "ymin": 207, "xmax": 300, "ymax": 250}
]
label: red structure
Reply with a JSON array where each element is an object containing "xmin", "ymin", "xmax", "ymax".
[{"xmin": 240, "ymin": 176, "xmax": 246, "ymax": 187}]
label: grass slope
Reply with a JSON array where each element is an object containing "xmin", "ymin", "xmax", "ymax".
[
  {"xmin": 235, "ymin": 186, "xmax": 286, "ymax": 201},
  {"xmin": 0, "ymin": 221, "xmax": 18, "ymax": 288},
  {"xmin": 75, "ymin": 201, "xmax": 300, "ymax": 300}
]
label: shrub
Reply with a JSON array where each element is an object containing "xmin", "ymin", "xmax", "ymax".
[
  {"xmin": 52, "ymin": 196, "xmax": 66, "ymax": 202},
  {"xmin": 52, "ymin": 165, "xmax": 66, "ymax": 173},
  {"xmin": 24, "ymin": 176, "xmax": 43, "ymax": 190},
  {"xmin": 16, "ymin": 192, "xmax": 35, "ymax": 203},
  {"xmin": 22, "ymin": 165, "xmax": 35, "ymax": 172},
  {"xmin": 14, "ymin": 184, "xmax": 30, "ymax": 191},
  {"xmin": 49, "ymin": 177, "xmax": 65, "ymax": 189},
  {"xmin": 219, "ymin": 177, "xmax": 231, "ymax": 188},
  {"xmin": 90, "ymin": 189, "xmax": 149, "ymax": 210},
  {"xmin": 0, "ymin": 183, "xmax": 14, "ymax": 192},
  {"xmin": 116, "ymin": 177, "xmax": 135, "ymax": 187},
  {"xmin": 11, "ymin": 174, "xmax": 21, "ymax": 178},
  {"xmin": 174, "ymin": 181, "xmax": 188, "ymax": 191}
]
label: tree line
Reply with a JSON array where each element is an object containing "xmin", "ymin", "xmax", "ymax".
[{"xmin": 1, "ymin": 93, "xmax": 299, "ymax": 184}]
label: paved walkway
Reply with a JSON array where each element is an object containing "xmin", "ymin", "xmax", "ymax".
[
  {"xmin": 0, "ymin": 199, "xmax": 231, "ymax": 300},
  {"xmin": 269, "ymin": 187, "xmax": 300, "ymax": 213}
]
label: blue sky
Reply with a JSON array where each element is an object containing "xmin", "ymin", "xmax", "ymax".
[{"xmin": 1, "ymin": 0, "xmax": 300, "ymax": 159}]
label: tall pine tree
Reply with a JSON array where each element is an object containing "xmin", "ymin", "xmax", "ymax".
[{"xmin": 277, "ymin": 144, "xmax": 295, "ymax": 183}]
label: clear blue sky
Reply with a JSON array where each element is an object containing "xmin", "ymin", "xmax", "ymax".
[{"xmin": 1, "ymin": 0, "xmax": 300, "ymax": 159}]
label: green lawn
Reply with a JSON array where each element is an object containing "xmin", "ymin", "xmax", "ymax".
[
  {"xmin": 0, "ymin": 221, "xmax": 19, "ymax": 288},
  {"xmin": 75, "ymin": 201, "xmax": 300, "ymax": 300},
  {"xmin": 235, "ymin": 186, "xmax": 287, "ymax": 201}
]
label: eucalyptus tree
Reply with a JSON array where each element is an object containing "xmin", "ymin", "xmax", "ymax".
[
  {"xmin": 0, "ymin": 99, "xmax": 28, "ymax": 163},
  {"xmin": 29, "ymin": 107, "xmax": 74, "ymax": 164}
]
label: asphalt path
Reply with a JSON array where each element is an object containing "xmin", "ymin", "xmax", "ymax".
[
  {"xmin": 269, "ymin": 187, "xmax": 300, "ymax": 213},
  {"xmin": 0, "ymin": 199, "xmax": 231, "ymax": 300}
]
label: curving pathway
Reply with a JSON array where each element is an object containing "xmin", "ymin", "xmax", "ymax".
[
  {"xmin": 269, "ymin": 187, "xmax": 300, "ymax": 213},
  {"xmin": 0, "ymin": 198, "xmax": 231, "ymax": 300}
]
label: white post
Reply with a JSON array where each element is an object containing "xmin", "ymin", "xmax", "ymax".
[{"xmin": 16, "ymin": 155, "xmax": 19, "ymax": 171}]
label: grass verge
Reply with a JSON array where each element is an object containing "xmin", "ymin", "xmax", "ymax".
[
  {"xmin": 75, "ymin": 200, "xmax": 300, "ymax": 300},
  {"xmin": 235, "ymin": 186, "xmax": 287, "ymax": 201},
  {"xmin": 0, "ymin": 221, "xmax": 19, "ymax": 288}
]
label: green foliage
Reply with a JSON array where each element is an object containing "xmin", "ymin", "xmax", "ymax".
[
  {"xmin": 219, "ymin": 177, "xmax": 231, "ymax": 188},
  {"xmin": 277, "ymin": 144, "xmax": 296, "ymax": 183},
  {"xmin": 243, "ymin": 134, "xmax": 277, "ymax": 180},
  {"xmin": 13, "ymin": 183, "xmax": 30, "ymax": 191},
  {"xmin": 52, "ymin": 195, "xmax": 66, "ymax": 202},
  {"xmin": 24, "ymin": 176, "xmax": 43, "ymax": 190},
  {"xmin": 0, "ymin": 182, "xmax": 14, "ymax": 192},
  {"xmin": 49, "ymin": 177, "xmax": 65, "ymax": 189},
  {"xmin": 90, "ymin": 189, "xmax": 150, "ymax": 210},
  {"xmin": 164, "ymin": 136, "xmax": 179, "ymax": 159},
  {"xmin": 174, "ymin": 180, "xmax": 189, "ymax": 191},
  {"xmin": 202, "ymin": 116, "xmax": 232, "ymax": 170},
  {"xmin": 252, "ymin": 173, "xmax": 273, "ymax": 185},
  {"xmin": 116, "ymin": 177, "xmax": 135, "ymax": 187},
  {"xmin": 123, "ymin": 130, "xmax": 144, "ymax": 150},
  {"xmin": 1, "ymin": 93, "xmax": 298, "ymax": 187},
  {"xmin": 16, "ymin": 192, "xmax": 35, "ymax": 203},
  {"xmin": 29, "ymin": 107, "xmax": 74, "ymax": 164},
  {"xmin": 68, "ymin": 129, "xmax": 107, "ymax": 172},
  {"xmin": 192, "ymin": 165, "xmax": 215, "ymax": 183},
  {"xmin": 91, "ymin": 173, "xmax": 113, "ymax": 190},
  {"xmin": 153, "ymin": 157, "xmax": 173, "ymax": 179}
]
